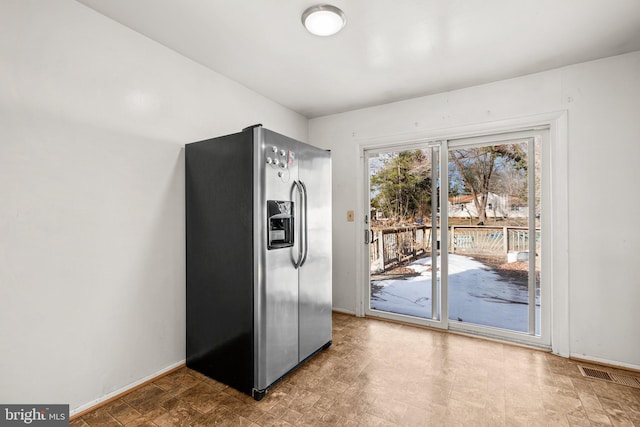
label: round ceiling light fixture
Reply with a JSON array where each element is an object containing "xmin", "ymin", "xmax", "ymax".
[{"xmin": 301, "ymin": 5, "xmax": 346, "ymax": 36}]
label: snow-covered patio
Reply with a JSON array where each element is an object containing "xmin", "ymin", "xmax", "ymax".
[{"xmin": 371, "ymin": 254, "xmax": 541, "ymax": 334}]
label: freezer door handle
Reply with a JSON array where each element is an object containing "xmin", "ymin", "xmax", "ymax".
[
  {"xmin": 291, "ymin": 180, "xmax": 305, "ymax": 269},
  {"xmin": 299, "ymin": 180, "xmax": 309, "ymax": 267}
]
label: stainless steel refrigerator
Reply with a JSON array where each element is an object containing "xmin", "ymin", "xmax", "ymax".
[{"xmin": 185, "ymin": 125, "xmax": 332, "ymax": 400}]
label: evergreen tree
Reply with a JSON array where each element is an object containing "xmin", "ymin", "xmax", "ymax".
[{"xmin": 370, "ymin": 150, "xmax": 433, "ymax": 223}]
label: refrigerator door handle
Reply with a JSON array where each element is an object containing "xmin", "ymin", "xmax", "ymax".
[
  {"xmin": 299, "ymin": 180, "xmax": 309, "ymax": 267},
  {"xmin": 291, "ymin": 180, "xmax": 304, "ymax": 269}
]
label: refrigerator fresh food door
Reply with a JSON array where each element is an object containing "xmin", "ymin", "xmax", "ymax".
[{"xmin": 297, "ymin": 143, "xmax": 332, "ymax": 361}]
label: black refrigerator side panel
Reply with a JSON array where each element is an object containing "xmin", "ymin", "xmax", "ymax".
[{"xmin": 185, "ymin": 131, "xmax": 254, "ymax": 394}]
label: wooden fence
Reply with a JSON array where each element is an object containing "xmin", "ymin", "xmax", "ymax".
[{"xmin": 370, "ymin": 225, "xmax": 541, "ymax": 273}]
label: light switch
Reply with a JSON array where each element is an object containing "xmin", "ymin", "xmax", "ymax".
[{"xmin": 347, "ymin": 210, "xmax": 354, "ymax": 222}]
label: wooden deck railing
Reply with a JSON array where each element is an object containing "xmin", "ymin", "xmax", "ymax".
[{"xmin": 370, "ymin": 225, "xmax": 541, "ymax": 273}]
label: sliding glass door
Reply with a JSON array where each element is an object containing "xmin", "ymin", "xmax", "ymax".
[{"xmin": 364, "ymin": 130, "xmax": 548, "ymax": 346}]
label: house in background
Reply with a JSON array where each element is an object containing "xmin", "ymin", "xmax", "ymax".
[
  {"xmin": 1, "ymin": 0, "xmax": 639, "ymax": 416},
  {"xmin": 448, "ymin": 193, "xmax": 529, "ymax": 222}
]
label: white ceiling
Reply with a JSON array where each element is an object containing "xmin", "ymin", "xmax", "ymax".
[{"xmin": 76, "ymin": 0, "xmax": 640, "ymax": 118}]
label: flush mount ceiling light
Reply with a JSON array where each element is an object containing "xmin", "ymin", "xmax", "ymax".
[{"xmin": 301, "ymin": 5, "xmax": 346, "ymax": 36}]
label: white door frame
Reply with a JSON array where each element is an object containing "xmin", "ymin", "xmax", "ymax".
[{"xmin": 354, "ymin": 112, "xmax": 569, "ymax": 356}]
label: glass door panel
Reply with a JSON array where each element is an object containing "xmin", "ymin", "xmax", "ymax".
[
  {"xmin": 367, "ymin": 146, "xmax": 441, "ymax": 322},
  {"xmin": 447, "ymin": 139, "xmax": 541, "ymax": 335}
]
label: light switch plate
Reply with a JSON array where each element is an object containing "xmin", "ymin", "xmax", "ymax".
[{"xmin": 347, "ymin": 210, "xmax": 354, "ymax": 222}]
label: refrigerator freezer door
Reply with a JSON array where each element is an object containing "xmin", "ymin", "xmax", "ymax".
[
  {"xmin": 255, "ymin": 129, "xmax": 300, "ymax": 391},
  {"xmin": 297, "ymin": 143, "xmax": 332, "ymax": 361}
]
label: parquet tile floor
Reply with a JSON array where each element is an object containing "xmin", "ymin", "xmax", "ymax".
[{"xmin": 72, "ymin": 313, "xmax": 640, "ymax": 426}]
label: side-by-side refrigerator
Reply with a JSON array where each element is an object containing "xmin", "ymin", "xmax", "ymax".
[{"xmin": 185, "ymin": 125, "xmax": 332, "ymax": 400}]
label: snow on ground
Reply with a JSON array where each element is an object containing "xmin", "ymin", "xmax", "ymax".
[{"xmin": 371, "ymin": 254, "xmax": 540, "ymax": 333}]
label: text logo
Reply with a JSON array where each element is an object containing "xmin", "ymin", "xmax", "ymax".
[{"xmin": 1, "ymin": 405, "xmax": 68, "ymax": 426}]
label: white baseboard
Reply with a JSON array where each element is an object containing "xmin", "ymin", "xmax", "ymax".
[
  {"xmin": 70, "ymin": 360, "xmax": 185, "ymax": 417},
  {"xmin": 570, "ymin": 353, "xmax": 640, "ymax": 373}
]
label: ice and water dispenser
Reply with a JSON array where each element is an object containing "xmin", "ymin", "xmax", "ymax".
[{"xmin": 267, "ymin": 200, "xmax": 294, "ymax": 249}]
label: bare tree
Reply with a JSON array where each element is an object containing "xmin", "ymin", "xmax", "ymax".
[{"xmin": 450, "ymin": 144, "xmax": 527, "ymax": 224}]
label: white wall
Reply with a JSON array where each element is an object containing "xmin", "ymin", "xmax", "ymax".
[
  {"xmin": 0, "ymin": 0, "xmax": 307, "ymax": 412},
  {"xmin": 310, "ymin": 51, "xmax": 640, "ymax": 369}
]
